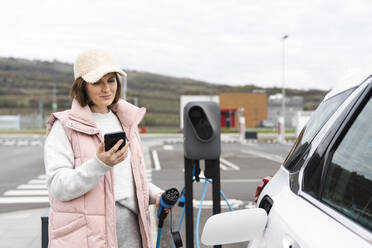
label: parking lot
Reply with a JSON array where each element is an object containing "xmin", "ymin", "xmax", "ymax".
[
  {"xmin": 0, "ymin": 134, "xmax": 292, "ymax": 247},
  {"xmin": 149, "ymin": 139, "xmax": 292, "ymax": 248}
]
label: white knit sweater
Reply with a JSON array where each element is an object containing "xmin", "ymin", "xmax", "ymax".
[{"xmin": 44, "ymin": 110, "xmax": 162, "ymax": 214}]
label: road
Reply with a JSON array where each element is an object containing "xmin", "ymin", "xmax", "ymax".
[
  {"xmin": 0, "ymin": 134, "xmax": 293, "ymax": 247},
  {"xmin": 0, "ymin": 135, "xmax": 46, "ymax": 213},
  {"xmin": 150, "ymin": 140, "xmax": 292, "ymax": 248}
]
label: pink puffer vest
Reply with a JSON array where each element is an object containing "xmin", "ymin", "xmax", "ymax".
[{"xmin": 45, "ymin": 98, "xmax": 152, "ymax": 248}]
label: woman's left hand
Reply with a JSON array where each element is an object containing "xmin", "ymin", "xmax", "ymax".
[{"xmin": 155, "ymin": 193, "xmax": 170, "ymax": 214}]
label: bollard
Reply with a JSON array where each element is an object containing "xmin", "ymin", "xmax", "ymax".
[{"xmin": 41, "ymin": 209, "xmax": 49, "ymax": 248}]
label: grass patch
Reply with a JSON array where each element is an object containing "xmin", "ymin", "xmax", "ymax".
[
  {"xmin": 0, "ymin": 127, "xmax": 296, "ymax": 135},
  {"xmin": 0, "ymin": 129, "xmax": 45, "ymax": 135}
]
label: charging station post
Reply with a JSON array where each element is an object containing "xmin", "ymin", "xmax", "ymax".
[{"xmin": 183, "ymin": 102, "xmax": 222, "ymax": 248}]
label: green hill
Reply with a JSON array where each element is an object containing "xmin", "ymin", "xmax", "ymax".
[{"xmin": 0, "ymin": 57, "xmax": 327, "ymax": 128}]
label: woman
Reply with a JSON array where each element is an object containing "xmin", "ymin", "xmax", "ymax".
[{"xmin": 44, "ymin": 49, "xmax": 163, "ymax": 248}]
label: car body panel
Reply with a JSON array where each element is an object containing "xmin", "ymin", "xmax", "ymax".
[
  {"xmin": 202, "ymin": 76, "xmax": 372, "ymax": 248},
  {"xmin": 250, "ymin": 167, "xmax": 371, "ymax": 248},
  {"xmin": 251, "ymin": 77, "xmax": 372, "ymax": 248}
]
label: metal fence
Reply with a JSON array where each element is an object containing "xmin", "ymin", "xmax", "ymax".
[{"xmin": 0, "ymin": 115, "xmax": 48, "ymax": 130}]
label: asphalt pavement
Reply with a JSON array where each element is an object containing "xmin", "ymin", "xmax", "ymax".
[{"xmin": 0, "ymin": 133, "xmax": 293, "ymax": 248}]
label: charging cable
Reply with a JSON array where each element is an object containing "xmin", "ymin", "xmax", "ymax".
[
  {"xmin": 156, "ymin": 188, "xmax": 180, "ymax": 248},
  {"xmin": 195, "ymin": 179, "xmax": 208, "ymax": 248},
  {"xmin": 172, "ymin": 163, "xmax": 234, "ymax": 248}
]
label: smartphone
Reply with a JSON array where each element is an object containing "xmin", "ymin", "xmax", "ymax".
[{"xmin": 104, "ymin": 131, "xmax": 126, "ymax": 152}]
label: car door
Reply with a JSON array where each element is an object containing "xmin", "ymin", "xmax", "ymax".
[
  {"xmin": 252, "ymin": 80, "xmax": 372, "ymax": 248},
  {"xmin": 299, "ymin": 81, "xmax": 372, "ymax": 246}
]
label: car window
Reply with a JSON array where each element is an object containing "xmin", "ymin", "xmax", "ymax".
[
  {"xmin": 321, "ymin": 95, "xmax": 372, "ymax": 231},
  {"xmin": 283, "ymin": 88, "xmax": 355, "ymax": 172}
]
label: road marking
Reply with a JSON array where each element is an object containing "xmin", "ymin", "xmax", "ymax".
[
  {"xmin": 221, "ymin": 179, "xmax": 261, "ymax": 183},
  {"xmin": 28, "ymin": 179, "xmax": 47, "ymax": 184},
  {"xmin": 16, "ymin": 140, "xmax": 29, "ymax": 146},
  {"xmin": 163, "ymin": 145, "xmax": 174, "ymax": 150},
  {"xmin": 0, "ymin": 197, "xmax": 49, "ymax": 203},
  {"xmin": 0, "ymin": 138, "xmax": 44, "ymax": 147},
  {"xmin": 241, "ymin": 149, "xmax": 284, "ymax": 164},
  {"xmin": 152, "ymin": 150, "xmax": 161, "ymax": 171},
  {"xmin": 219, "ymin": 163, "xmax": 228, "ymax": 170},
  {"xmin": 181, "ymin": 163, "xmax": 240, "ymax": 172},
  {"xmin": 245, "ymin": 201, "xmax": 257, "ymax": 209},
  {"xmin": 243, "ymin": 142, "xmax": 258, "ymax": 146},
  {"xmin": 3, "ymin": 140, "xmax": 15, "ymax": 146},
  {"xmin": 146, "ymin": 169, "xmax": 152, "ymax": 182},
  {"xmin": 30, "ymin": 140, "xmax": 43, "ymax": 146},
  {"xmin": 193, "ymin": 199, "xmax": 244, "ymax": 209},
  {"xmin": 17, "ymin": 184, "xmax": 47, "ymax": 189},
  {"xmin": 38, "ymin": 175, "xmax": 48, "ymax": 180},
  {"xmin": 4, "ymin": 190, "xmax": 49, "ymax": 196},
  {"xmin": 220, "ymin": 158, "xmax": 240, "ymax": 170},
  {"xmin": 0, "ymin": 173, "xmax": 49, "ymax": 203}
]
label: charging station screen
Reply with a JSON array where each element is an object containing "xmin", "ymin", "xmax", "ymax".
[{"xmin": 188, "ymin": 106, "xmax": 213, "ymax": 141}]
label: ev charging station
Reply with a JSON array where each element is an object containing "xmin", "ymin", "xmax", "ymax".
[{"xmin": 183, "ymin": 102, "xmax": 222, "ymax": 248}]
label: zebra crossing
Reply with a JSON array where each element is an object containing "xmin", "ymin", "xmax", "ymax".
[
  {"xmin": 0, "ymin": 171, "xmax": 153, "ymax": 204},
  {"xmin": 0, "ymin": 175, "xmax": 49, "ymax": 204},
  {"xmin": 0, "ymin": 138, "xmax": 44, "ymax": 147}
]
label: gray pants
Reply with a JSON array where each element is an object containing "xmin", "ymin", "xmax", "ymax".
[{"xmin": 115, "ymin": 202, "xmax": 142, "ymax": 248}]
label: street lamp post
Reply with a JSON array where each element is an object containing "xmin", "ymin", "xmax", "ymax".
[
  {"xmin": 121, "ymin": 75, "xmax": 127, "ymax": 100},
  {"xmin": 279, "ymin": 34, "xmax": 288, "ymax": 143}
]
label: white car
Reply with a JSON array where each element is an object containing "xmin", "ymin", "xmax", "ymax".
[{"xmin": 202, "ymin": 75, "xmax": 372, "ymax": 247}]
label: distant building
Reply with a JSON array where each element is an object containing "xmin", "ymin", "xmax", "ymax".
[
  {"xmin": 267, "ymin": 94, "xmax": 303, "ymax": 128},
  {"xmin": 219, "ymin": 93, "xmax": 267, "ymax": 128},
  {"xmin": 180, "ymin": 93, "xmax": 267, "ymax": 130}
]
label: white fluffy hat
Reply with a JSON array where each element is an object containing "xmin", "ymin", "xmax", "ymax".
[{"xmin": 73, "ymin": 49, "xmax": 127, "ymax": 84}]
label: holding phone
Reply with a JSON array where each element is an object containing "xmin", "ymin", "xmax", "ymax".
[{"xmin": 104, "ymin": 131, "xmax": 126, "ymax": 152}]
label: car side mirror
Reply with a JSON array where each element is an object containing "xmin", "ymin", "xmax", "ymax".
[{"xmin": 201, "ymin": 208, "xmax": 267, "ymax": 246}]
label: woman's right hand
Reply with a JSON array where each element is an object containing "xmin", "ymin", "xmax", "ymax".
[{"xmin": 96, "ymin": 139, "xmax": 129, "ymax": 167}]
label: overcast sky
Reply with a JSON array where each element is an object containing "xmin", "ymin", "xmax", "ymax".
[{"xmin": 1, "ymin": 0, "xmax": 371, "ymax": 90}]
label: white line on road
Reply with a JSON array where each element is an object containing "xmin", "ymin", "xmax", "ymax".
[
  {"xmin": 163, "ymin": 145, "xmax": 174, "ymax": 150},
  {"xmin": 241, "ymin": 149, "xmax": 284, "ymax": 164},
  {"xmin": 219, "ymin": 163, "xmax": 228, "ymax": 170},
  {"xmin": 0, "ymin": 197, "xmax": 49, "ymax": 203},
  {"xmin": 16, "ymin": 140, "xmax": 29, "ymax": 146},
  {"xmin": 152, "ymin": 150, "xmax": 161, "ymax": 171},
  {"xmin": 30, "ymin": 140, "xmax": 43, "ymax": 146},
  {"xmin": 193, "ymin": 199, "xmax": 244, "ymax": 209},
  {"xmin": 38, "ymin": 175, "xmax": 48, "ymax": 180},
  {"xmin": 221, "ymin": 179, "xmax": 261, "ymax": 183},
  {"xmin": 146, "ymin": 169, "xmax": 152, "ymax": 182},
  {"xmin": 220, "ymin": 158, "xmax": 240, "ymax": 170},
  {"xmin": 28, "ymin": 179, "xmax": 47, "ymax": 184},
  {"xmin": 17, "ymin": 184, "xmax": 47, "ymax": 189},
  {"xmin": 181, "ymin": 164, "xmax": 242, "ymax": 172},
  {"xmin": 245, "ymin": 201, "xmax": 257, "ymax": 209},
  {"xmin": 4, "ymin": 190, "xmax": 49, "ymax": 196}
]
